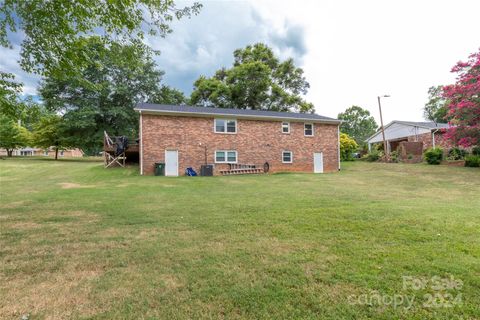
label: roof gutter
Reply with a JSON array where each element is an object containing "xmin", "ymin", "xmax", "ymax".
[{"xmin": 134, "ymin": 108, "xmax": 342, "ymax": 125}]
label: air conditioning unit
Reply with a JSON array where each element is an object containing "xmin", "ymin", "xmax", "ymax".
[{"xmin": 200, "ymin": 164, "xmax": 213, "ymax": 176}]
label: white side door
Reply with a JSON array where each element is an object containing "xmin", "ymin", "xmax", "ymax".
[
  {"xmin": 165, "ymin": 150, "xmax": 179, "ymax": 176},
  {"xmin": 314, "ymin": 152, "xmax": 324, "ymax": 173}
]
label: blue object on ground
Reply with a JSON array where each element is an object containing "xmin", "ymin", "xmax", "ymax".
[{"xmin": 185, "ymin": 167, "xmax": 197, "ymax": 176}]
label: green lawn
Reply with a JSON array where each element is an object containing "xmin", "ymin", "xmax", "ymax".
[{"xmin": 0, "ymin": 158, "xmax": 479, "ymax": 319}]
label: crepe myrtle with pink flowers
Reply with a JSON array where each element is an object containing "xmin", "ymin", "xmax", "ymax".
[{"xmin": 442, "ymin": 49, "xmax": 480, "ymax": 147}]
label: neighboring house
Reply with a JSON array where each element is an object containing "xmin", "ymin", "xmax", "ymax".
[
  {"xmin": 0, "ymin": 147, "xmax": 84, "ymax": 158},
  {"xmin": 135, "ymin": 103, "xmax": 341, "ymax": 176},
  {"xmin": 365, "ymin": 121, "xmax": 452, "ymax": 152},
  {"xmin": 37, "ymin": 147, "xmax": 84, "ymax": 158}
]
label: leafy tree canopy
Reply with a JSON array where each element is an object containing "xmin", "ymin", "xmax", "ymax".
[
  {"xmin": 0, "ymin": 72, "xmax": 22, "ymax": 113},
  {"xmin": 337, "ymin": 106, "xmax": 378, "ymax": 144},
  {"xmin": 443, "ymin": 49, "xmax": 480, "ymax": 147},
  {"xmin": 0, "ymin": 114, "xmax": 31, "ymax": 156},
  {"xmin": 423, "ymin": 85, "xmax": 448, "ymax": 124},
  {"xmin": 151, "ymin": 85, "xmax": 187, "ymax": 106},
  {"xmin": 32, "ymin": 114, "xmax": 65, "ymax": 160},
  {"xmin": 0, "ymin": 0, "xmax": 201, "ymax": 77},
  {"xmin": 339, "ymin": 133, "xmax": 358, "ymax": 161},
  {"xmin": 190, "ymin": 43, "xmax": 314, "ymax": 113},
  {"xmin": 39, "ymin": 36, "xmax": 184, "ymax": 155}
]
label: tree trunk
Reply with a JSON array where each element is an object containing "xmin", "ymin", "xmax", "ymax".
[
  {"xmin": 7, "ymin": 149, "xmax": 13, "ymax": 157},
  {"xmin": 55, "ymin": 147, "xmax": 58, "ymax": 160}
]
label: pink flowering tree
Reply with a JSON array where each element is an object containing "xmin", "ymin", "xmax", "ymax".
[{"xmin": 442, "ymin": 49, "xmax": 480, "ymax": 147}]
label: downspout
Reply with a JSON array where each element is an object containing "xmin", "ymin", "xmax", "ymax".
[
  {"xmin": 139, "ymin": 111, "xmax": 144, "ymax": 175},
  {"xmin": 337, "ymin": 125, "xmax": 341, "ymax": 171}
]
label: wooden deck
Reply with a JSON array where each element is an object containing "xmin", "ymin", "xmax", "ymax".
[
  {"xmin": 103, "ymin": 144, "xmax": 139, "ymax": 153},
  {"xmin": 103, "ymin": 131, "xmax": 139, "ymax": 168}
]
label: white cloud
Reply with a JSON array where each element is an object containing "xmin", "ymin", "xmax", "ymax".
[
  {"xmin": 249, "ymin": 0, "xmax": 479, "ymax": 122},
  {"xmin": 0, "ymin": 43, "xmax": 40, "ymax": 96},
  {"xmin": 1, "ymin": 0, "xmax": 479, "ymax": 124}
]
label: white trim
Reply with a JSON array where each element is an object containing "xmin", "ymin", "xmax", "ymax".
[
  {"xmin": 281, "ymin": 121, "xmax": 290, "ymax": 134},
  {"xmin": 304, "ymin": 123, "xmax": 314, "ymax": 136},
  {"xmin": 139, "ymin": 111, "xmax": 144, "ymax": 175},
  {"xmin": 365, "ymin": 120, "xmax": 450, "ymax": 142},
  {"xmin": 214, "ymin": 150, "xmax": 238, "ymax": 163},
  {"xmin": 135, "ymin": 108, "xmax": 342, "ymax": 124},
  {"xmin": 282, "ymin": 150, "xmax": 293, "ymax": 163},
  {"xmin": 165, "ymin": 149, "xmax": 179, "ymax": 176},
  {"xmin": 214, "ymin": 118, "xmax": 237, "ymax": 134},
  {"xmin": 337, "ymin": 126, "xmax": 341, "ymax": 171}
]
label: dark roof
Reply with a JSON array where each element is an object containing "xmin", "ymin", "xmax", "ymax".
[
  {"xmin": 393, "ymin": 121, "xmax": 450, "ymax": 129},
  {"xmin": 135, "ymin": 103, "xmax": 340, "ymax": 123}
]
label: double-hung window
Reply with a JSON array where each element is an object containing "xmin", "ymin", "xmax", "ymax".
[
  {"xmin": 304, "ymin": 123, "xmax": 314, "ymax": 136},
  {"xmin": 282, "ymin": 122, "xmax": 290, "ymax": 133},
  {"xmin": 215, "ymin": 150, "xmax": 237, "ymax": 163},
  {"xmin": 214, "ymin": 119, "xmax": 237, "ymax": 133},
  {"xmin": 282, "ymin": 151, "xmax": 293, "ymax": 163}
]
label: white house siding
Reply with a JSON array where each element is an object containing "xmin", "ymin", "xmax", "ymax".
[{"xmin": 368, "ymin": 123, "xmax": 431, "ymax": 144}]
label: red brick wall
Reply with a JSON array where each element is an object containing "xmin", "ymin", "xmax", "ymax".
[
  {"xmin": 407, "ymin": 132, "xmax": 452, "ymax": 150},
  {"xmin": 140, "ymin": 114, "xmax": 339, "ymax": 175}
]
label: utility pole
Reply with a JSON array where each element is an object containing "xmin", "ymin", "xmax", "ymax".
[{"xmin": 377, "ymin": 95, "xmax": 390, "ymax": 156}]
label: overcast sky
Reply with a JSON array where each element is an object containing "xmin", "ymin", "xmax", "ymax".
[{"xmin": 1, "ymin": 0, "xmax": 479, "ymax": 124}]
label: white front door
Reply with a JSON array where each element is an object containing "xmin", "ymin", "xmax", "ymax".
[
  {"xmin": 165, "ymin": 150, "xmax": 179, "ymax": 176},
  {"xmin": 314, "ymin": 152, "xmax": 324, "ymax": 173}
]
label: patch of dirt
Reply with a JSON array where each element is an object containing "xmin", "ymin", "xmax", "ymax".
[
  {"xmin": 1, "ymin": 201, "xmax": 27, "ymax": 209},
  {"xmin": 159, "ymin": 274, "xmax": 184, "ymax": 290},
  {"xmin": 0, "ymin": 267, "xmax": 103, "ymax": 320},
  {"xmin": 8, "ymin": 221, "xmax": 43, "ymax": 230},
  {"xmin": 58, "ymin": 182, "xmax": 95, "ymax": 189}
]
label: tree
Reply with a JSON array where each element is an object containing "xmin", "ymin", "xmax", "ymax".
[
  {"xmin": 1, "ymin": 1, "xmax": 201, "ymax": 77},
  {"xmin": 339, "ymin": 133, "xmax": 358, "ymax": 161},
  {"xmin": 39, "ymin": 36, "xmax": 180, "ymax": 155},
  {"xmin": 337, "ymin": 106, "xmax": 378, "ymax": 145},
  {"xmin": 443, "ymin": 49, "xmax": 480, "ymax": 147},
  {"xmin": 190, "ymin": 43, "xmax": 314, "ymax": 113},
  {"xmin": 150, "ymin": 86, "xmax": 187, "ymax": 105},
  {"xmin": 0, "ymin": 115, "xmax": 31, "ymax": 156},
  {"xmin": 423, "ymin": 85, "xmax": 448, "ymax": 123},
  {"xmin": 0, "ymin": 72, "xmax": 22, "ymax": 115},
  {"xmin": 32, "ymin": 115, "xmax": 65, "ymax": 160}
]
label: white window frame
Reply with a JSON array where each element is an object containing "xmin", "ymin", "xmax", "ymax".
[
  {"xmin": 215, "ymin": 150, "xmax": 238, "ymax": 163},
  {"xmin": 282, "ymin": 150, "xmax": 293, "ymax": 163},
  {"xmin": 281, "ymin": 122, "xmax": 290, "ymax": 134},
  {"xmin": 304, "ymin": 123, "xmax": 314, "ymax": 136},
  {"xmin": 214, "ymin": 119, "xmax": 237, "ymax": 134}
]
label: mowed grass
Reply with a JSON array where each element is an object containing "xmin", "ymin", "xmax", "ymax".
[{"xmin": 0, "ymin": 158, "xmax": 479, "ymax": 320}]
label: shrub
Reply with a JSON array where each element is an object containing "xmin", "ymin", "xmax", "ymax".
[
  {"xmin": 472, "ymin": 146, "xmax": 480, "ymax": 156},
  {"xmin": 424, "ymin": 147, "xmax": 443, "ymax": 165},
  {"xmin": 364, "ymin": 150, "xmax": 382, "ymax": 162},
  {"xmin": 390, "ymin": 150, "xmax": 399, "ymax": 163},
  {"xmin": 447, "ymin": 147, "xmax": 468, "ymax": 160},
  {"xmin": 340, "ymin": 133, "xmax": 358, "ymax": 161},
  {"xmin": 465, "ymin": 155, "xmax": 480, "ymax": 167}
]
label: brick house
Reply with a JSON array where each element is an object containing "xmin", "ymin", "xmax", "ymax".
[
  {"xmin": 365, "ymin": 121, "xmax": 453, "ymax": 153},
  {"xmin": 135, "ymin": 104, "xmax": 341, "ymax": 176}
]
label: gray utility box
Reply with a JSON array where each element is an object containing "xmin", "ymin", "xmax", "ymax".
[{"xmin": 200, "ymin": 165, "xmax": 213, "ymax": 176}]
